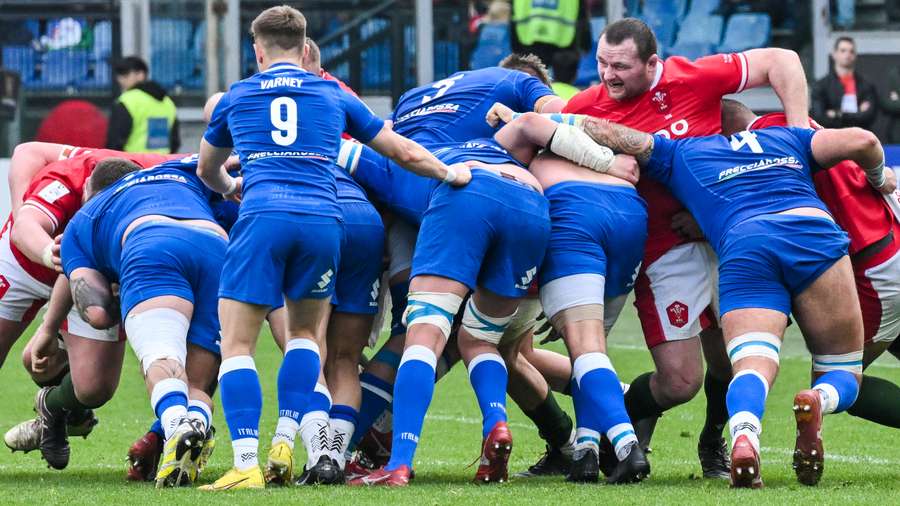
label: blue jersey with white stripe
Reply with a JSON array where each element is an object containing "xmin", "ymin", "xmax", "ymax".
[
  {"xmin": 431, "ymin": 137, "xmax": 524, "ymax": 168},
  {"xmin": 204, "ymin": 63, "xmax": 384, "ymax": 219},
  {"xmin": 391, "ymin": 67, "xmax": 553, "ymax": 146},
  {"xmin": 61, "ymin": 157, "xmax": 217, "ymax": 281},
  {"xmin": 644, "ymin": 126, "xmax": 825, "ymax": 250}
]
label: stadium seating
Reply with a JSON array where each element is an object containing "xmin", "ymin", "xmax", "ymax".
[
  {"xmin": 2, "ymin": 46, "xmax": 38, "ymax": 84},
  {"xmin": 668, "ymin": 14, "xmax": 723, "ymax": 59},
  {"xmin": 151, "ymin": 48, "xmax": 195, "ymax": 88},
  {"xmin": 574, "ymin": 16, "xmax": 605, "ymax": 87},
  {"xmin": 717, "ymin": 13, "xmax": 772, "ymax": 53},
  {"xmin": 83, "ymin": 20, "xmax": 112, "ymax": 88},
  {"xmin": 642, "ymin": 0, "xmax": 689, "ymax": 20},
  {"xmin": 640, "ymin": 13, "xmax": 678, "ymax": 51},
  {"xmin": 41, "ymin": 49, "xmax": 89, "ymax": 87},
  {"xmin": 686, "ymin": 0, "xmax": 722, "ymax": 17},
  {"xmin": 150, "ymin": 18, "xmax": 193, "ymax": 51},
  {"xmin": 469, "ymin": 23, "xmax": 511, "ymax": 70}
]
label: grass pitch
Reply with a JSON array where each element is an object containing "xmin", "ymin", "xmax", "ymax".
[{"xmin": 0, "ymin": 304, "xmax": 898, "ymax": 505}]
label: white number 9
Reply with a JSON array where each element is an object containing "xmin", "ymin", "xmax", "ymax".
[{"xmin": 270, "ymin": 96, "xmax": 298, "ymax": 146}]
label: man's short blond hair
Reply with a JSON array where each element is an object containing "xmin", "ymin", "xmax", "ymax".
[{"xmin": 251, "ymin": 5, "xmax": 306, "ymax": 53}]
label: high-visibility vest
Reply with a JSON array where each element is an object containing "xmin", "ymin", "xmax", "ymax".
[
  {"xmin": 513, "ymin": 0, "xmax": 579, "ymax": 48},
  {"xmin": 117, "ymin": 87, "xmax": 177, "ymax": 153},
  {"xmin": 552, "ymin": 81, "xmax": 580, "ymax": 101}
]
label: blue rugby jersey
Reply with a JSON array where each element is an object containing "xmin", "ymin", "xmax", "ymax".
[
  {"xmin": 391, "ymin": 67, "xmax": 553, "ymax": 146},
  {"xmin": 204, "ymin": 63, "xmax": 384, "ymax": 218},
  {"xmin": 644, "ymin": 126, "xmax": 827, "ymax": 250}
]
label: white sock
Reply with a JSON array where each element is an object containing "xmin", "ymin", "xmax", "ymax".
[
  {"xmin": 160, "ymin": 406, "xmax": 187, "ymax": 439},
  {"xmin": 574, "ymin": 427, "xmax": 600, "ymax": 453},
  {"xmin": 560, "ymin": 427, "xmax": 576, "ymax": 457},
  {"xmin": 607, "ymin": 423, "xmax": 638, "ymax": 461},
  {"xmin": 729, "ymin": 411, "xmax": 762, "ymax": 452},
  {"xmin": 329, "ymin": 417, "xmax": 356, "ymax": 468},
  {"xmin": 813, "ymin": 383, "xmax": 840, "ymax": 414},
  {"xmin": 232, "ymin": 437, "xmax": 259, "ymax": 471},
  {"xmin": 272, "ymin": 416, "xmax": 301, "ymax": 449},
  {"xmin": 187, "ymin": 399, "xmax": 212, "ymax": 433},
  {"xmin": 299, "ymin": 410, "xmax": 330, "ymax": 468}
]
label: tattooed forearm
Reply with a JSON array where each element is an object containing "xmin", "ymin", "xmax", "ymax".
[
  {"xmin": 582, "ymin": 117, "xmax": 655, "ymax": 165},
  {"xmin": 70, "ymin": 277, "xmax": 116, "ymax": 327}
]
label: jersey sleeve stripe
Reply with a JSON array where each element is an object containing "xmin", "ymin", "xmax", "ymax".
[
  {"xmin": 736, "ymin": 52, "xmax": 749, "ymax": 93},
  {"xmin": 21, "ymin": 201, "xmax": 60, "ymax": 232}
]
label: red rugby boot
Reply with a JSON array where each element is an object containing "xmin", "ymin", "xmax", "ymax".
[
  {"xmin": 474, "ymin": 421, "xmax": 513, "ymax": 484},
  {"xmin": 730, "ymin": 434, "xmax": 763, "ymax": 489},
  {"xmin": 126, "ymin": 430, "xmax": 163, "ymax": 481},
  {"xmin": 348, "ymin": 465, "xmax": 411, "ymax": 487},
  {"xmin": 792, "ymin": 389, "xmax": 824, "ymax": 486}
]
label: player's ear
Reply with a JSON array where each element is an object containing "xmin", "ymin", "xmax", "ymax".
[
  {"xmin": 253, "ymin": 42, "xmax": 264, "ymax": 67},
  {"xmin": 646, "ymin": 53, "xmax": 659, "ymax": 70}
]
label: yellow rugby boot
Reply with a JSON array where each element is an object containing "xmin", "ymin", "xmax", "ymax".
[
  {"xmin": 264, "ymin": 441, "xmax": 294, "ymax": 486},
  {"xmin": 199, "ymin": 466, "xmax": 265, "ymax": 491},
  {"xmin": 155, "ymin": 418, "xmax": 205, "ymax": 488}
]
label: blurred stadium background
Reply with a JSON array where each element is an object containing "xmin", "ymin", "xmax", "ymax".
[{"xmin": 0, "ymin": 0, "xmax": 899, "ymax": 214}]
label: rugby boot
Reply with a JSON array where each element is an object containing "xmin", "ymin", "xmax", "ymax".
[
  {"xmin": 264, "ymin": 441, "xmax": 294, "ymax": 486},
  {"xmin": 295, "ymin": 454, "xmax": 344, "ymax": 485},
  {"xmin": 35, "ymin": 387, "xmax": 70, "ymax": 470},
  {"xmin": 356, "ymin": 426, "xmax": 392, "ymax": 468},
  {"xmin": 4, "ymin": 418, "xmax": 41, "ymax": 453},
  {"xmin": 515, "ymin": 444, "xmax": 571, "ymax": 477},
  {"xmin": 730, "ymin": 434, "xmax": 763, "ymax": 488},
  {"xmin": 792, "ymin": 389, "xmax": 825, "ymax": 486},
  {"xmin": 126, "ymin": 430, "xmax": 163, "ymax": 481},
  {"xmin": 698, "ymin": 436, "xmax": 731, "ymax": 479},
  {"xmin": 474, "ymin": 421, "xmax": 513, "ymax": 484},
  {"xmin": 596, "ymin": 435, "xmax": 618, "ymax": 477},
  {"xmin": 66, "ymin": 409, "xmax": 98, "ymax": 438},
  {"xmin": 196, "ymin": 425, "xmax": 216, "ymax": 476},
  {"xmin": 606, "ymin": 442, "xmax": 651, "ymax": 484},
  {"xmin": 344, "ymin": 453, "xmax": 376, "ymax": 481},
  {"xmin": 633, "ymin": 416, "xmax": 658, "ymax": 454},
  {"xmin": 155, "ymin": 417, "xmax": 205, "ymax": 488},
  {"xmin": 199, "ymin": 466, "xmax": 265, "ymax": 491},
  {"xmin": 566, "ymin": 447, "xmax": 600, "ymax": 483},
  {"xmin": 348, "ymin": 464, "xmax": 412, "ymax": 487}
]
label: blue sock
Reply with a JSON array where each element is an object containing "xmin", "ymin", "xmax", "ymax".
[
  {"xmin": 350, "ymin": 372, "xmax": 394, "ymax": 450},
  {"xmin": 148, "ymin": 418, "xmax": 164, "ymax": 438},
  {"xmin": 386, "ymin": 345, "xmax": 437, "ymax": 470},
  {"xmin": 187, "ymin": 399, "xmax": 212, "ymax": 432},
  {"xmin": 278, "ymin": 338, "xmax": 322, "ymax": 423},
  {"xmin": 726, "ymin": 370, "xmax": 768, "ymax": 449},
  {"xmin": 813, "ymin": 370, "xmax": 860, "ymax": 414},
  {"xmin": 219, "ymin": 356, "xmax": 263, "ymax": 470},
  {"xmin": 573, "ymin": 353, "xmax": 636, "ymax": 460},
  {"xmin": 150, "ymin": 378, "xmax": 189, "ymax": 439},
  {"xmin": 467, "ymin": 353, "xmax": 508, "ymax": 438}
]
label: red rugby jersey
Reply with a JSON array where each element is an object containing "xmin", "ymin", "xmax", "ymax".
[
  {"xmin": 564, "ymin": 53, "xmax": 749, "ymax": 263},
  {"xmin": 751, "ymin": 112, "xmax": 894, "ymax": 255}
]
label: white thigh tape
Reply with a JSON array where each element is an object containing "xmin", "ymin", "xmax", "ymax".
[
  {"xmin": 812, "ymin": 350, "xmax": 863, "ymax": 374},
  {"xmin": 125, "ymin": 308, "xmax": 190, "ymax": 375},
  {"xmin": 461, "ymin": 298, "xmax": 514, "ymax": 345},
  {"xmin": 402, "ymin": 291, "xmax": 463, "ymax": 339},
  {"xmin": 726, "ymin": 332, "xmax": 781, "ymax": 366}
]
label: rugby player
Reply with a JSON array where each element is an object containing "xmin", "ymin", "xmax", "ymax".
[
  {"xmin": 577, "ymin": 115, "xmax": 889, "ymax": 487},
  {"xmin": 196, "ymin": 6, "xmax": 467, "ymax": 491},
  {"xmin": 722, "ymin": 99, "xmax": 900, "ymax": 430},
  {"xmin": 561, "ymin": 17, "xmax": 811, "ymax": 477},
  {"xmin": 1, "ymin": 145, "xmax": 178, "ymax": 468}
]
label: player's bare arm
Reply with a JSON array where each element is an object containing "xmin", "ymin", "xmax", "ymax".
[
  {"xmin": 810, "ymin": 127, "xmax": 893, "ymax": 193},
  {"xmin": 10, "ymin": 206, "xmax": 59, "ymax": 271},
  {"xmin": 197, "ymin": 139, "xmax": 242, "ymax": 200},
  {"xmin": 30, "ymin": 274, "xmax": 74, "ymax": 374},
  {"xmin": 366, "ymin": 125, "xmax": 471, "ymax": 186},
  {"xmin": 8, "ymin": 142, "xmax": 69, "ymax": 216},
  {"xmin": 69, "ymin": 267, "xmax": 119, "ymax": 329},
  {"xmin": 535, "ymin": 95, "xmax": 565, "ymax": 114},
  {"xmin": 581, "ymin": 117, "xmax": 656, "ymax": 165},
  {"xmin": 743, "ymin": 48, "xmax": 809, "ymax": 128}
]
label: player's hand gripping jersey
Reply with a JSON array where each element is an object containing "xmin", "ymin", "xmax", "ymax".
[
  {"xmin": 391, "ymin": 67, "xmax": 554, "ymax": 147},
  {"xmin": 564, "ymin": 53, "xmax": 750, "ymax": 262}
]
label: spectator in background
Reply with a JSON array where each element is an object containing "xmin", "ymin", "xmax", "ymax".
[
  {"xmin": 106, "ymin": 56, "xmax": 180, "ymax": 154},
  {"xmin": 511, "ymin": 0, "xmax": 591, "ymax": 71},
  {"xmin": 550, "ymin": 50, "xmax": 580, "ymax": 100},
  {"xmin": 882, "ymin": 65, "xmax": 900, "ymax": 144},
  {"xmin": 812, "ymin": 37, "xmax": 877, "ymax": 130}
]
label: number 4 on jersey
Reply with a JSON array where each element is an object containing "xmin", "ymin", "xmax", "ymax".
[{"xmin": 729, "ymin": 131, "xmax": 763, "ymax": 154}]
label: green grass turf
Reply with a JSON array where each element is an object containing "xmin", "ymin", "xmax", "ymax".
[{"xmin": 0, "ymin": 303, "xmax": 898, "ymax": 505}]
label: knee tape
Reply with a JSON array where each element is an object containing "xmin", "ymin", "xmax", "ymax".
[
  {"xmin": 125, "ymin": 308, "xmax": 190, "ymax": 375},
  {"xmin": 812, "ymin": 350, "xmax": 863, "ymax": 374},
  {"xmin": 461, "ymin": 298, "xmax": 515, "ymax": 346},
  {"xmin": 726, "ymin": 332, "xmax": 781, "ymax": 366},
  {"xmin": 501, "ymin": 298, "xmax": 543, "ymax": 343},
  {"xmin": 402, "ymin": 291, "xmax": 463, "ymax": 339}
]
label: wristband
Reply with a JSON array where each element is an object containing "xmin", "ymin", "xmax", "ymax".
[
  {"xmin": 41, "ymin": 243, "xmax": 54, "ymax": 269},
  {"xmin": 868, "ymin": 159, "xmax": 886, "ymax": 188},
  {"xmin": 443, "ymin": 165, "xmax": 458, "ymax": 184},
  {"xmin": 224, "ymin": 177, "xmax": 238, "ymax": 196}
]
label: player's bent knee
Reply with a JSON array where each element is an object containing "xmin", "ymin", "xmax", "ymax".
[
  {"xmin": 73, "ymin": 382, "xmax": 116, "ymax": 409},
  {"xmin": 402, "ymin": 291, "xmax": 463, "ymax": 340},
  {"xmin": 461, "ymin": 297, "xmax": 515, "ymax": 346},
  {"xmin": 124, "ymin": 308, "xmax": 190, "ymax": 375},
  {"xmin": 812, "ymin": 350, "xmax": 864, "ymax": 377},
  {"xmin": 657, "ymin": 369, "xmax": 702, "ymax": 404},
  {"xmin": 726, "ymin": 332, "xmax": 781, "ymax": 367}
]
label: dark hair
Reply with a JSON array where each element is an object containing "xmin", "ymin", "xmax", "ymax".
[
  {"xmin": 499, "ymin": 53, "xmax": 551, "ymax": 87},
  {"xmin": 305, "ymin": 38, "xmax": 321, "ymax": 67},
  {"xmin": 834, "ymin": 36, "xmax": 855, "ymax": 50},
  {"xmin": 600, "ymin": 18, "xmax": 658, "ymax": 62},
  {"xmin": 90, "ymin": 158, "xmax": 141, "ymax": 195},
  {"xmin": 251, "ymin": 5, "xmax": 307, "ymax": 53},
  {"xmin": 112, "ymin": 56, "xmax": 148, "ymax": 76},
  {"xmin": 551, "ymin": 50, "xmax": 580, "ymax": 84}
]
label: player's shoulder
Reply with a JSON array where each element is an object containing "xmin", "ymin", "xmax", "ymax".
[{"xmin": 660, "ymin": 53, "xmax": 740, "ymax": 82}]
